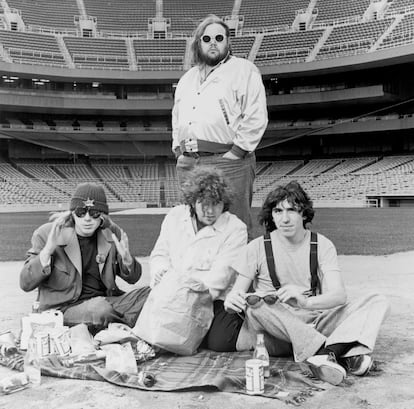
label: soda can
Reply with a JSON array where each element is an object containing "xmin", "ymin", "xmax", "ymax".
[{"xmin": 245, "ymin": 358, "xmax": 264, "ymax": 395}]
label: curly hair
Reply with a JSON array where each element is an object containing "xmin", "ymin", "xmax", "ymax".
[
  {"xmin": 190, "ymin": 14, "xmax": 232, "ymax": 66},
  {"xmin": 258, "ymin": 181, "xmax": 315, "ymax": 232},
  {"xmin": 180, "ymin": 166, "xmax": 232, "ymax": 216}
]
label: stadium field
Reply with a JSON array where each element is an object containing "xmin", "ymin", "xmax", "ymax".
[{"xmin": 1, "ymin": 207, "xmax": 414, "ymax": 261}]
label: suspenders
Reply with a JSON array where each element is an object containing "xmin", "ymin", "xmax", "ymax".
[{"xmin": 263, "ymin": 231, "xmax": 320, "ymax": 296}]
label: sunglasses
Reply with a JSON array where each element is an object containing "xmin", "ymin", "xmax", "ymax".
[
  {"xmin": 201, "ymin": 34, "xmax": 225, "ymax": 43},
  {"xmin": 245, "ymin": 294, "xmax": 279, "ymax": 306},
  {"xmin": 74, "ymin": 207, "xmax": 102, "ymax": 219}
]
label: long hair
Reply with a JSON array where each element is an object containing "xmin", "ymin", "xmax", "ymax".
[
  {"xmin": 180, "ymin": 166, "xmax": 233, "ymax": 216},
  {"xmin": 258, "ymin": 181, "xmax": 315, "ymax": 232},
  {"xmin": 190, "ymin": 14, "xmax": 232, "ymax": 66}
]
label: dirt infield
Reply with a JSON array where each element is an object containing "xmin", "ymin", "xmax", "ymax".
[{"xmin": 0, "ymin": 253, "xmax": 413, "ymax": 409}]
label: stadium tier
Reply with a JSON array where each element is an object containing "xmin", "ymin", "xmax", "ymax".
[{"xmin": 0, "ymin": 1, "xmax": 414, "ymax": 68}]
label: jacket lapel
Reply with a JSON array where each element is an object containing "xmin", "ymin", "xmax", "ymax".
[
  {"xmin": 97, "ymin": 229, "xmax": 113, "ymax": 275},
  {"xmin": 58, "ymin": 228, "xmax": 82, "ymax": 275}
]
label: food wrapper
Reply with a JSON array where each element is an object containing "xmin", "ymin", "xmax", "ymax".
[
  {"xmin": 0, "ymin": 373, "xmax": 29, "ymax": 395},
  {"xmin": 102, "ymin": 342, "xmax": 137, "ymax": 374},
  {"xmin": 134, "ymin": 338, "xmax": 156, "ymax": 363}
]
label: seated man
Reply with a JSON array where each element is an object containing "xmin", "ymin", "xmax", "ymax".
[
  {"xmin": 20, "ymin": 182, "xmax": 149, "ymax": 333},
  {"xmin": 219, "ymin": 181, "xmax": 389, "ymax": 385},
  {"xmin": 149, "ymin": 167, "xmax": 247, "ymax": 348}
]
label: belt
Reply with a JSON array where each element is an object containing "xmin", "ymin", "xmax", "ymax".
[{"xmin": 183, "ymin": 151, "xmax": 215, "ymax": 158}]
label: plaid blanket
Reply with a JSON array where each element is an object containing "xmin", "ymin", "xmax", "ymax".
[{"xmin": 1, "ymin": 350, "xmax": 323, "ymax": 405}]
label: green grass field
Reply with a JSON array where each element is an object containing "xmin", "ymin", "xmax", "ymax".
[{"xmin": 1, "ymin": 207, "xmax": 414, "ymax": 261}]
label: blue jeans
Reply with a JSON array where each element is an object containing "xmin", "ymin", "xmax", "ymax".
[
  {"xmin": 176, "ymin": 153, "xmax": 256, "ymax": 237},
  {"xmin": 62, "ymin": 287, "xmax": 150, "ymax": 332}
]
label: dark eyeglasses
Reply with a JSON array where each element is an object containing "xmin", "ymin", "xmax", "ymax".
[
  {"xmin": 246, "ymin": 294, "xmax": 279, "ymax": 306},
  {"xmin": 74, "ymin": 207, "xmax": 102, "ymax": 219},
  {"xmin": 201, "ymin": 34, "xmax": 225, "ymax": 43}
]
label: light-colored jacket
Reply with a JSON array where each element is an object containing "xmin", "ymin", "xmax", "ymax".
[
  {"xmin": 150, "ymin": 205, "xmax": 247, "ymax": 300},
  {"xmin": 172, "ymin": 56, "xmax": 268, "ymax": 157},
  {"xmin": 20, "ymin": 222, "xmax": 141, "ymax": 311}
]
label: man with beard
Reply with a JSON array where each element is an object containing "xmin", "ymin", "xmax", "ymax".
[{"xmin": 172, "ymin": 15, "xmax": 268, "ymax": 237}]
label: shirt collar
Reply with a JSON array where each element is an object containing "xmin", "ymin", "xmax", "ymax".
[{"xmin": 182, "ymin": 205, "xmax": 229, "ymax": 233}]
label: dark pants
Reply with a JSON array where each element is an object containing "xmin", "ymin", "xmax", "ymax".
[
  {"xmin": 176, "ymin": 152, "xmax": 256, "ymax": 238},
  {"xmin": 203, "ymin": 300, "xmax": 244, "ymax": 352},
  {"xmin": 63, "ymin": 286, "xmax": 151, "ymax": 333}
]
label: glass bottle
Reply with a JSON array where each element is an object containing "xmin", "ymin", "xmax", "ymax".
[
  {"xmin": 24, "ymin": 335, "xmax": 41, "ymax": 387},
  {"xmin": 253, "ymin": 333, "xmax": 270, "ymax": 378},
  {"xmin": 31, "ymin": 301, "xmax": 40, "ymax": 314}
]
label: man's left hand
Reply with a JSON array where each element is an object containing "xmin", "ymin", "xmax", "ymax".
[
  {"xmin": 112, "ymin": 230, "xmax": 133, "ymax": 267},
  {"xmin": 222, "ymin": 151, "xmax": 239, "ymax": 160},
  {"xmin": 276, "ymin": 285, "xmax": 309, "ymax": 309}
]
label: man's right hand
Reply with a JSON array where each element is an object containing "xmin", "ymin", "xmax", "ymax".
[
  {"xmin": 224, "ymin": 290, "xmax": 247, "ymax": 314},
  {"xmin": 40, "ymin": 211, "xmax": 70, "ymax": 266}
]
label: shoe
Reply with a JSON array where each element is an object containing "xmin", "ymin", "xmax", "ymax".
[
  {"xmin": 342, "ymin": 355, "xmax": 373, "ymax": 376},
  {"xmin": 306, "ymin": 354, "xmax": 346, "ymax": 386}
]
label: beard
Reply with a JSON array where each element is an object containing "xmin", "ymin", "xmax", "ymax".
[{"xmin": 200, "ymin": 46, "xmax": 229, "ymax": 66}]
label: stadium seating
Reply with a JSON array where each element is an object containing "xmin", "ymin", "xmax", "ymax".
[
  {"xmin": 8, "ymin": 0, "xmax": 79, "ymax": 31},
  {"xmin": 379, "ymin": 12, "xmax": 414, "ymax": 49},
  {"xmin": 239, "ymin": 0, "xmax": 310, "ymax": 30},
  {"xmin": 0, "ymin": 31, "xmax": 65, "ymax": 66},
  {"xmin": 133, "ymin": 39, "xmax": 186, "ymax": 70},
  {"xmin": 255, "ymin": 30, "xmax": 324, "ymax": 65},
  {"xmin": 63, "ymin": 37, "xmax": 130, "ymax": 69},
  {"xmin": 314, "ymin": 0, "xmax": 370, "ymax": 23},
  {"xmin": 83, "ymin": 0, "xmax": 156, "ymax": 35},
  {"xmin": 230, "ymin": 35, "xmax": 256, "ymax": 59},
  {"xmin": 385, "ymin": 0, "xmax": 414, "ymax": 15},
  {"xmin": 2, "ymin": 156, "xmax": 414, "ymax": 207},
  {"xmin": 316, "ymin": 19, "xmax": 393, "ymax": 60},
  {"xmin": 163, "ymin": 0, "xmax": 234, "ymax": 34}
]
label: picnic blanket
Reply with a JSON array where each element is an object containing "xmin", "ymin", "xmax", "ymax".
[{"xmin": 1, "ymin": 350, "xmax": 324, "ymax": 405}]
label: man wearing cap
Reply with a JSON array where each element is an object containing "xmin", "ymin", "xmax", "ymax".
[
  {"xmin": 172, "ymin": 14, "xmax": 268, "ymax": 237},
  {"xmin": 20, "ymin": 182, "xmax": 149, "ymax": 333}
]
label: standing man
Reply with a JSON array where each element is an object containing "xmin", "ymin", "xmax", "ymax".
[
  {"xmin": 172, "ymin": 14, "xmax": 268, "ymax": 236},
  {"xmin": 20, "ymin": 182, "xmax": 149, "ymax": 333}
]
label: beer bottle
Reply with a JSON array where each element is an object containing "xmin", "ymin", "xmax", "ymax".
[
  {"xmin": 24, "ymin": 334, "xmax": 41, "ymax": 387},
  {"xmin": 253, "ymin": 333, "xmax": 270, "ymax": 378}
]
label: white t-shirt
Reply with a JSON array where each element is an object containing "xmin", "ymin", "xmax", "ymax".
[{"xmin": 232, "ymin": 230, "xmax": 340, "ymax": 294}]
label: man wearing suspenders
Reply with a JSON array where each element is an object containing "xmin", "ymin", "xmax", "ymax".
[{"xmin": 218, "ymin": 181, "xmax": 389, "ymax": 386}]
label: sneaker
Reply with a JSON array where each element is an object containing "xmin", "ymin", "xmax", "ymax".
[
  {"xmin": 306, "ymin": 354, "xmax": 346, "ymax": 386},
  {"xmin": 342, "ymin": 355, "xmax": 373, "ymax": 376}
]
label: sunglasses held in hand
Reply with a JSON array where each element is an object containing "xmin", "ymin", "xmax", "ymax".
[{"xmin": 245, "ymin": 294, "xmax": 279, "ymax": 306}]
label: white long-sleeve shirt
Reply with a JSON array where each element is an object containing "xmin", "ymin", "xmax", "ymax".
[
  {"xmin": 172, "ymin": 56, "xmax": 268, "ymax": 157},
  {"xmin": 150, "ymin": 205, "xmax": 247, "ymax": 300}
]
